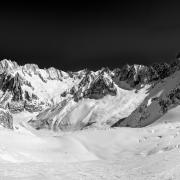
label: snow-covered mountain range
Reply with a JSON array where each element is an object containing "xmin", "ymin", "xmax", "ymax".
[
  {"xmin": 1, "ymin": 58, "xmax": 180, "ymax": 179},
  {"xmin": 0, "ymin": 58, "xmax": 180, "ymax": 131}
]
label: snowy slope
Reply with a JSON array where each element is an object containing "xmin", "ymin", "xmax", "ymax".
[
  {"xmin": 117, "ymin": 70, "xmax": 180, "ymax": 127},
  {"xmin": 29, "ymin": 84, "xmax": 150, "ymax": 130},
  {"xmin": 0, "ymin": 105, "xmax": 180, "ymax": 179}
]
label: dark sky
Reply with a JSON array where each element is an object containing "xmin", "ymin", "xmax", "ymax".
[{"xmin": 0, "ymin": 1, "xmax": 180, "ymax": 70}]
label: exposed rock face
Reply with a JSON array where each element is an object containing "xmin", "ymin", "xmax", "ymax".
[
  {"xmin": 24, "ymin": 101, "xmax": 44, "ymax": 112},
  {"xmin": 0, "ymin": 107, "xmax": 13, "ymax": 129},
  {"xmin": 0, "ymin": 72, "xmax": 23, "ymax": 101},
  {"xmin": 8, "ymin": 101, "xmax": 24, "ymax": 113},
  {"xmin": 113, "ymin": 64, "xmax": 150, "ymax": 88},
  {"xmin": 83, "ymin": 75, "xmax": 116, "ymax": 99},
  {"xmin": 62, "ymin": 69, "xmax": 117, "ymax": 102}
]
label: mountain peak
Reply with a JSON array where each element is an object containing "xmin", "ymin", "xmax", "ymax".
[{"xmin": 0, "ymin": 59, "xmax": 18, "ymax": 73}]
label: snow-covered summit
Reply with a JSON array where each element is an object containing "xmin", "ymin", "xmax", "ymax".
[{"xmin": 0, "ymin": 59, "xmax": 80, "ymax": 113}]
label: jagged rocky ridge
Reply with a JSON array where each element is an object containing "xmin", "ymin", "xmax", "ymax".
[
  {"xmin": 0, "ymin": 59, "xmax": 78, "ymax": 113},
  {"xmin": 63, "ymin": 68, "xmax": 117, "ymax": 102},
  {"xmin": 1, "ymin": 59, "xmax": 180, "ymax": 130}
]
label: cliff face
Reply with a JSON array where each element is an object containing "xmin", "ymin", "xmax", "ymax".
[
  {"xmin": 0, "ymin": 107, "xmax": 13, "ymax": 129},
  {"xmin": 0, "ymin": 72, "xmax": 23, "ymax": 101},
  {"xmin": 65, "ymin": 68, "xmax": 117, "ymax": 102}
]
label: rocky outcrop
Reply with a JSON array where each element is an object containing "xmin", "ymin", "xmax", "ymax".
[
  {"xmin": 8, "ymin": 101, "xmax": 24, "ymax": 113},
  {"xmin": 0, "ymin": 72, "xmax": 23, "ymax": 101},
  {"xmin": 24, "ymin": 101, "xmax": 44, "ymax": 112},
  {"xmin": 62, "ymin": 69, "xmax": 117, "ymax": 102},
  {"xmin": 112, "ymin": 64, "xmax": 149, "ymax": 88},
  {"xmin": 82, "ymin": 75, "xmax": 117, "ymax": 99},
  {"xmin": 0, "ymin": 107, "xmax": 13, "ymax": 129}
]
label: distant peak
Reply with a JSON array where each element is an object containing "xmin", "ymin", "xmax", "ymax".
[
  {"xmin": 0, "ymin": 59, "xmax": 18, "ymax": 73},
  {"xmin": 0, "ymin": 59, "xmax": 18, "ymax": 67}
]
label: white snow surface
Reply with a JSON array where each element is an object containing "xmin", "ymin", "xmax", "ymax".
[{"xmin": 0, "ymin": 108, "xmax": 178, "ymax": 179}]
